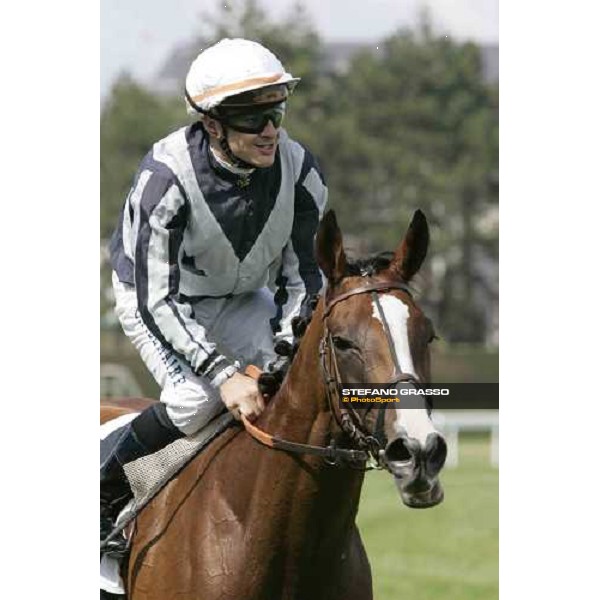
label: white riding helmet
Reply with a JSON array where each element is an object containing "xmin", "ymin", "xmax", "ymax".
[{"xmin": 185, "ymin": 38, "xmax": 300, "ymax": 115}]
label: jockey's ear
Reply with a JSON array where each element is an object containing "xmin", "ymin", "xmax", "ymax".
[
  {"xmin": 389, "ymin": 210, "xmax": 429, "ymax": 282},
  {"xmin": 202, "ymin": 115, "xmax": 224, "ymax": 139},
  {"xmin": 316, "ymin": 210, "xmax": 347, "ymax": 284}
]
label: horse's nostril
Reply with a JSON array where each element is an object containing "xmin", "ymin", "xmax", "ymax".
[
  {"xmin": 385, "ymin": 437, "xmax": 413, "ymax": 463},
  {"xmin": 425, "ymin": 433, "xmax": 447, "ymax": 474}
]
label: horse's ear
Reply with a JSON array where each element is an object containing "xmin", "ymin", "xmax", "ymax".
[
  {"xmin": 389, "ymin": 210, "xmax": 429, "ymax": 281},
  {"xmin": 316, "ymin": 210, "xmax": 347, "ymax": 284}
]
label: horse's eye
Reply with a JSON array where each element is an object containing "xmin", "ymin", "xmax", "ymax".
[{"xmin": 332, "ymin": 336, "xmax": 357, "ymax": 351}]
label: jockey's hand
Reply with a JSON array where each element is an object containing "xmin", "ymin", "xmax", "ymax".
[{"xmin": 219, "ymin": 372, "xmax": 265, "ymax": 422}]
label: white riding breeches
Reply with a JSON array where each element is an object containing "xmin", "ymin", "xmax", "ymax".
[{"xmin": 112, "ymin": 272, "xmax": 278, "ymax": 435}]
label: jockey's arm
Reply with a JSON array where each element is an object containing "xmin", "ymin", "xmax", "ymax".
[{"xmin": 132, "ymin": 172, "xmax": 238, "ymax": 389}]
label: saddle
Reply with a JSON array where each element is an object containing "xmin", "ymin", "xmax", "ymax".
[{"xmin": 101, "ymin": 408, "xmax": 235, "ymax": 530}]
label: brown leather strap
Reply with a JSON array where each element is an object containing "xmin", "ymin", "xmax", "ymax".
[
  {"xmin": 241, "ymin": 414, "xmax": 276, "ymax": 447},
  {"xmin": 323, "ymin": 281, "xmax": 411, "ymax": 318},
  {"xmin": 241, "ymin": 414, "xmax": 367, "ymax": 462},
  {"xmin": 244, "ymin": 364, "xmax": 263, "ymax": 381},
  {"xmin": 242, "ymin": 365, "xmax": 275, "ymax": 446},
  {"xmin": 241, "ymin": 365, "xmax": 368, "ymax": 463}
]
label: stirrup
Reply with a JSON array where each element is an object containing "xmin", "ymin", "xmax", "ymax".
[
  {"xmin": 101, "ymin": 516, "xmax": 129, "ymax": 559},
  {"xmin": 101, "ymin": 533, "xmax": 129, "ymax": 560},
  {"xmin": 101, "ymin": 503, "xmax": 131, "ymax": 559}
]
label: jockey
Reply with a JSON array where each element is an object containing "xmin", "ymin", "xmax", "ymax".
[{"xmin": 102, "ymin": 38, "xmax": 327, "ymax": 557}]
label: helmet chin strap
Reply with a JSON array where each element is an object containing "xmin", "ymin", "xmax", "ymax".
[{"xmin": 218, "ymin": 124, "xmax": 257, "ymax": 170}]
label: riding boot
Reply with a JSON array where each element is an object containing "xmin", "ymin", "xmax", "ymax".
[{"xmin": 100, "ymin": 403, "xmax": 185, "ymax": 558}]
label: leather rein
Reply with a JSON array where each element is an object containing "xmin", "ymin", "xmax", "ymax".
[{"xmin": 242, "ymin": 279, "xmax": 419, "ymax": 469}]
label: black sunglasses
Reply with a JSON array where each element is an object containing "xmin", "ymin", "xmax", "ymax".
[{"xmin": 216, "ymin": 102, "xmax": 286, "ymax": 134}]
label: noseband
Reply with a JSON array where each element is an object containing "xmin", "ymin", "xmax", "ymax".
[{"xmin": 320, "ymin": 279, "xmax": 420, "ymax": 467}]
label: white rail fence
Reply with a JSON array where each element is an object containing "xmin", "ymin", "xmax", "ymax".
[{"xmin": 432, "ymin": 410, "xmax": 499, "ymax": 468}]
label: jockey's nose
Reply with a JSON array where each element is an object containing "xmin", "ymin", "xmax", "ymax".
[{"xmin": 259, "ymin": 119, "xmax": 278, "ymax": 137}]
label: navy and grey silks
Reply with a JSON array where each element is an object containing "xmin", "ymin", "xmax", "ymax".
[{"xmin": 110, "ymin": 123, "xmax": 327, "ymax": 381}]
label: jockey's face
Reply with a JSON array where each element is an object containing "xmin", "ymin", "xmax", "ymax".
[
  {"xmin": 204, "ymin": 116, "xmax": 280, "ymax": 169},
  {"xmin": 205, "ymin": 87, "xmax": 287, "ymax": 168}
]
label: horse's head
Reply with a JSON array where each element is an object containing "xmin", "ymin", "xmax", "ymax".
[{"xmin": 315, "ymin": 209, "xmax": 446, "ymax": 508}]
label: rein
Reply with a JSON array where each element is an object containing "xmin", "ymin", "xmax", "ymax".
[
  {"xmin": 242, "ymin": 278, "xmax": 418, "ymax": 469},
  {"xmin": 241, "ymin": 414, "xmax": 368, "ymax": 464}
]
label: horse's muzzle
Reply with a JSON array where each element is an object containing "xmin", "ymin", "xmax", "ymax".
[{"xmin": 384, "ymin": 432, "xmax": 447, "ymax": 508}]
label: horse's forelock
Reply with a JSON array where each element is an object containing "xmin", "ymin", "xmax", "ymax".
[
  {"xmin": 345, "ymin": 251, "xmax": 396, "ymax": 277},
  {"xmin": 345, "ymin": 250, "xmax": 410, "ymax": 276}
]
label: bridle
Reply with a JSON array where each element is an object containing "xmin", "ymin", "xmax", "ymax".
[
  {"xmin": 242, "ymin": 277, "xmax": 421, "ymax": 470},
  {"xmin": 320, "ymin": 279, "xmax": 420, "ymax": 468}
]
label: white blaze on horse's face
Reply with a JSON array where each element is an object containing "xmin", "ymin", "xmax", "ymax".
[{"xmin": 371, "ymin": 294, "xmax": 438, "ymax": 447}]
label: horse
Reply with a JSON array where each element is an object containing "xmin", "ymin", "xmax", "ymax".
[{"xmin": 100, "ymin": 209, "xmax": 447, "ymax": 600}]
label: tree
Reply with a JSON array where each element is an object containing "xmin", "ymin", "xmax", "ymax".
[{"xmin": 290, "ymin": 21, "xmax": 499, "ymax": 343}]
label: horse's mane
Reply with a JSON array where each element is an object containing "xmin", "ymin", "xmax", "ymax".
[{"xmin": 345, "ymin": 251, "xmax": 395, "ymax": 277}]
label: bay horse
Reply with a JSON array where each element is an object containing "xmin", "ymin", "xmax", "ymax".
[{"xmin": 100, "ymin": 209, "xmax": 447, "ymax": 600}]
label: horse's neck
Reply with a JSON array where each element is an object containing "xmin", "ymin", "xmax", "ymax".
[{"xmin": 255, "ymin": 303, "xmax": 365, "ymax": 580}]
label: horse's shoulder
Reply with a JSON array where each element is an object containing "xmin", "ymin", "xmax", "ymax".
[
  {"xmin": 100, "ymin": 397, "xmax": 157, "ymax": 425},
  {"xmin": 176, "ymin": 425, "xmax": 241, "ymax": 487},
  {"xmin": 130, "ymin": 423, "xmax": 243, "ymax": 556}
]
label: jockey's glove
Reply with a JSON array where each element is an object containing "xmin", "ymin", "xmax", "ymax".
[
  {"xmin": 291, "ymin": 293, "xmax": 320, "ymax": 339},
  {"xmin": 258, "ymin": 347, "xmax": 292, "ymax": 397},
  {"xmin": 274, "ymin": 339, "xmax": 294, "ymax": 357}
]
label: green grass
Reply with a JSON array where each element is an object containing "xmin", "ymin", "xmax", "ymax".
[{"xmin": 357, "ymin": 435, "xmax": 498, "ymax": 600}]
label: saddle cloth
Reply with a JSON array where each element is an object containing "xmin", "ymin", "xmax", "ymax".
[{"xmin": 100, "ymin": 409, "xmax": 235, "ymax": 595}]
